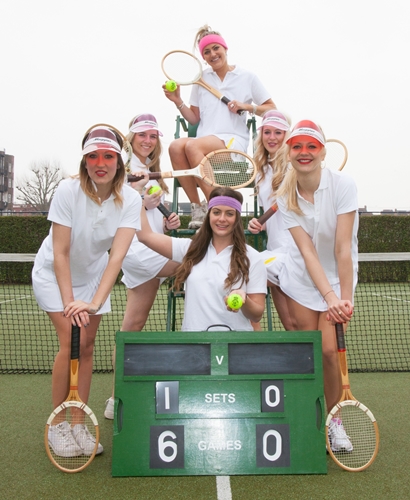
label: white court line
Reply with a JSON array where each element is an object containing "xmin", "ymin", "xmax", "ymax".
[
  {"xmin": 0, "ymin": 295, "xmax": 33, "ymax": 304},
  {"xmin": 216, "ymin": 476, "xmax": 232, "ymax": 500},
  {"xmin": 370, "ymin": 292, "xmax": 410, "ymax": 304}
]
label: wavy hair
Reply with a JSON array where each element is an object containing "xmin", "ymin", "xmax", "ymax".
[
  {"xmin": 173, "ymin": 187, "xmax": 250, "ymax": 292},
  {"xmin": 78, "ymin": 128, "xmax": 125, "ymax": 207},
  {"xmin": 254, "ymin": 140, "xmax": 290, "ymax": 206}
]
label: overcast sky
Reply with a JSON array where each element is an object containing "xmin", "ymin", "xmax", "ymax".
[{"xmin": 1, "ymin": 0, "xmax": 409, "ymax": 211}]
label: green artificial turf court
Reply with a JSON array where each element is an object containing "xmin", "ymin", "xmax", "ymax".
[{"xmin": 1, "ymin": 372, "xmax": 409, "ymax": 500}]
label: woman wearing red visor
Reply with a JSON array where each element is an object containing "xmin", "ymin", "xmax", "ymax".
[{"xmin": 276, "ymin": 120, "xmax": 359, "ymax": 453}]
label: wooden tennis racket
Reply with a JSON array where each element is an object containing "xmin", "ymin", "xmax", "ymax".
[
  {"xmin": 45, "ymin": 325, "xmax": 100, "ymax": 473},
  {"xmin": 162, "ymin": 50, "xmax": 244, "ymax": 115},
  {"xmin": 128, "ymin": 149, "xmax": 256, "ymax": 190},
  {"xmin": 325, "ymin": 323, "xmax": 379, "ymax": 471},
  {"xmin": 257, "ymin": 139, "xmax": 348, "ymax": 225}
]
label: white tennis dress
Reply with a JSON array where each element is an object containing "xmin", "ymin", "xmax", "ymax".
[{"xmin": 32, "ymin": 177, "xmax": 141, "ymax": 312}]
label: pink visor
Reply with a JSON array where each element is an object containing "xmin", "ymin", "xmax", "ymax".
[
  {"xmin": 198, "ymin": 34, "xmax": 228, "ymax": 56},
  {"xmin": 286, "ymin": 120, "xmax": 325, "ymax": 146},
  {"xmin": 258, "ymin": 110, "xmax": 290, "ymax": 131},
  {"xmin": 129, "ymin": 113, "xmax": 163, "ymax": 136},
  {"xmin": 82, "ymin": 127, "xmax": 122, "ymax": 156}
]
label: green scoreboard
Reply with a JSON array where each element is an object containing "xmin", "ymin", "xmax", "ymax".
[{"xmin": 112, "ymin": 331, "xmax": 327, "ymax": 476}]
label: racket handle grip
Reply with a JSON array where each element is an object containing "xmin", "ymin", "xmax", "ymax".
[
  {"xmin": 257, "ymin": 204, "xmax": 278, "ymax": 225},
  {"xmin": 157, "ymin": 203, "xmax": 172, "ymax": 219},
  {"xmin": 221, "ymin": 96, "xmax": 245, "ymax": 115},
  {"xmin": 127, "ymin": 172, "xmax": 161, "ymax": 182},
  {"xmin": 335, "ymin": 323, "xmax": 346, "ymax": 350},
  {"xmin": 71, "ymin": 325, "xmax": 80, "ymax": 360}
]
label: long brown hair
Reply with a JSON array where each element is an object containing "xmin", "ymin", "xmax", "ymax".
[
  {"xmin": 78, "ymin": 128, "xmax": 125, "ymax": 207},
  {"xmin": 173, "ymin": 187, "xmax": 250, "ymax": 292}
]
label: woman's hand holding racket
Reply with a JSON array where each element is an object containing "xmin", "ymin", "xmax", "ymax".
[
  {"xmin": 324, "ymin": 292, "xmax": 354, "ymax": 324},
  {"xmin": 247, "ymin": 217, "xmax": 265, "ymax": 234},
  {"xmin": 164, "ymin": 212, "xmax": 181, "ymax": 231}
]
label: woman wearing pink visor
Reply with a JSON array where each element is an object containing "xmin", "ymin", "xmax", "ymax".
[
  {"xmin": 33, "ymin": 125, "xmax": 145, "ymax": 458},
  {"xmin": 276, "ymin": 120, "xmax": 359, "ymax": 453},
  {"xmin": 247, "ymin": 110, "xmax": 295, "ymax": 331},
  {"xmin": 104, "ymin": 114, "xmax": 180, "ymax": 419},
  {"xmin": 163, "ymin": 24, "xmax": 276, "ymax": 229}
]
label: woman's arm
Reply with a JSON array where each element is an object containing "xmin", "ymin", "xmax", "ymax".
[
  {"xmin": 289, "ymin": 225, "xmax": 353, "ymax": 323},
  {"xmin": 63, "ymin": 226, "xmax": 136, "ymax": 322},
  {"xmin": 335, "ymin": 211, "xmax": 356, "ymax": 304},
  {"xmin": 227, "ymin": 98, "xmax": 276, "ymax": 117},
  {"xmin": 52, "ymin": 222, "xmax": 75, "ymax": 308},
  {"xmin": 163, "ymin": 83, "xmax": 200, "ymax": 125},
  {"xmin": 136, "ymin": 205, "xmax": 173, "ymax": 259}
]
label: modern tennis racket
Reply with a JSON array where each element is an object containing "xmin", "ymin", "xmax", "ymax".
[
  {"xmin": 257, "ymin": 138, "xmax": 348, "ymax": 225},
  {"xmin": 162, "ymin": 50, "xmax": 244, "ymax": 115},
  {"xmin": 45, "ymin": 325, "xmax": 99, "ymax": 473},
  {"xmin": 325, "ymin": 323, "xmax": 379, "ymax": 471},
  {"xmin": 128, "ymin": 149, "xmax": 256, "ymax": 190}
]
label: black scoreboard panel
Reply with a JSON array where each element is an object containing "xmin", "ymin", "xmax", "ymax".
[{"xmin": 112, "ymin": 331, "xmax": 327, "ymax": 476}]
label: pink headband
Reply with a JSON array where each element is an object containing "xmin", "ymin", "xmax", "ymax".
[
  {"xmin": 208, "ymin": 196, "xmax": 242, "ymax": 213},
  {"xmin": 198, "ymin": 34, "xmax": 228, "ymax": 56}
]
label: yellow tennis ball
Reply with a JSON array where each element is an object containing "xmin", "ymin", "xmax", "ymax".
[
  {"xmin": 165, "ymin": 80, "xmax": 177, "ymax": 92},
  {"xmin": 148, "ymin": 185, "xmax": 161, "ymax": 195},
  {"xmin": 227, "ymin": 293, "xmax": 243, "ymax": 310}
]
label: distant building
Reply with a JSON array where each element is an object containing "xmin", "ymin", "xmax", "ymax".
[{"xmin": 0, "ymin": 150, "xmax": 14, "ymax": 212}]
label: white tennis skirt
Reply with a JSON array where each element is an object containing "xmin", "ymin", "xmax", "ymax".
[
  {"xmin": 260, "ymin": 248, "xmax": 286, "ymax": 287},
  {"xmin": 32, "ymin": 268, "xmax": 111, "ymax": 314},
  {"xmin": 121, "ymin": 241, "xmax": 169, "ymax": 289}
]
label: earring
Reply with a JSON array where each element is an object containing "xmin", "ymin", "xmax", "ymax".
[{"xmin": 321, "ymin": 160, "xmax": 326, "ymax": 169}]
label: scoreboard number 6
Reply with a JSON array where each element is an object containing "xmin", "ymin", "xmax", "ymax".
[{"xmin": 150, "ymin": 425, "xmax": 185, "ymax": 469}]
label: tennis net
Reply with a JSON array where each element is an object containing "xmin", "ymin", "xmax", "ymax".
[{"xmin": 1, "ymin": 253, "xmax": 409, "ymax": 373}]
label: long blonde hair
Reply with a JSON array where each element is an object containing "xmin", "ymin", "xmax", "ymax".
[{"xmin": 78, "ymin": 128, "xmax": 125, "ymax": 207}]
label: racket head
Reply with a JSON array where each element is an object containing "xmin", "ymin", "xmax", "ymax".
[
  {"xmin": 161, "ymin": 50, "xmax": 203, "ymax": 85},
  {"xmin": 45, "ymin": 401, "xmax": 100, "ymax": 473},
  {"xmin": 84, "ymin": 123, "xmax": 132, "ymax": 173},
  {"xmin": 326, "ymin": 400, "xmax": 379, "ymax": 472},
  {"xmin": 325, "ymin": 139, "xmax": 348, "ymax": 171},
  {"xmin": 200, "ymin": 149, "xmax": 257, "ymax": 189}
]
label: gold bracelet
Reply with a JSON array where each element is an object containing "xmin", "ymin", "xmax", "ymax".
[{"xmin": 323, "ymin": 290, "xmax": 334, "ymax": 300}]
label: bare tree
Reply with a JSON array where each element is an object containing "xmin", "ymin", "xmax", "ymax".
[{"xmin": 16, "ymin": 161, "xmax": 66, "ymax": 212}]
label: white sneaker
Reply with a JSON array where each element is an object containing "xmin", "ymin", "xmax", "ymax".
[
  {"xmin": 72, "ymin": 424, "xmax": 103, "ymax": 456},
  {"xmin": 48, "ymin": 421, "xmax": 83, "ymax": 457},
  {"xmin": 104, "ymin": 397, "xmax": 114, "ymax": 419},
  {"xmin": 188, "ymin": 200, "xmax": 208, "ymax": 229},
  {"xmin": 328, "ymin": 418, "xmax": 353, "ymax": 452}
]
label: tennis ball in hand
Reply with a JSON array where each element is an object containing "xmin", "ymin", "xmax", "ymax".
[
  {"xmin": 148, "ymin": 185, "xmax": 161, "ymax": 195},
  {"xmin": 227, "ymin": 293, "xmax": 243, "ymax": 310},
  {"xmin": 165, "ymin": 80, "xmax": 177, "ymax": 92}
]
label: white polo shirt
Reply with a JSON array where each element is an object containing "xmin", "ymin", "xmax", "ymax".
[
  {"xmin": 277, "ymin": 168, "xmax": 359, "ymax": 310},
  {"xmin": 172, "ymin": 238, "xmax": 267, "ymax": 331},
  {"xmin": 190, "ymin": 66, "xmax": 271, "ymax": 152},
  {"xmin": 34, "ymin": 177, "xmax": 141, "ymax": 287}
]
